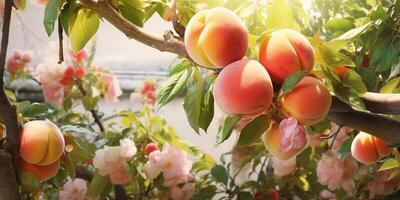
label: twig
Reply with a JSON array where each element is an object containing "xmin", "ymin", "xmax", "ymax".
[
  {"xmin": 115, "ymin": 185, "xmax": 130, "ymax": 200},
  {"xmin": 58, "ymin": 19, "xmax": 64, "ymax": 64},
  {"xmin": 78, "ymin": 85, "xmax": 105, "ymax": 132}
]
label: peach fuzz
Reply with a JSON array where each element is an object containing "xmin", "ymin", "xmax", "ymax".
[
  {"xmin": 184, "ymin": 7, "xmax": 248, "ymax": 68},
  {"xmin": 263, "ymin": 122, "xmax": 307, "ymax": 160},
  {"xmin": 258, "ymin": 29, "xmax": 314, "ymax": 84},
  {"xmin": 213, "ymin": 58, "xmax": 273, "ymax": 115},
  {"xmin": 19, "ymin": 159, "xmax": 60, "ymax": 181},
  {"xmin": 280, "ymin": 76, "xmax": 331, "ymax": 126},
  {"xmin": 20, "ymin": 120, "xmax": 65, "ymax": 166},
  {"xmin": 351, "ymin": 132, "xmax": 392, "ymax": 165}
]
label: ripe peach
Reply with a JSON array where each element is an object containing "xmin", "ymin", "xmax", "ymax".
[
  {"xmin": 213, "ymin": 58, "xmax": 273, "ymax": 115},
  {"xmin": 19, "ymin": 159, "xmax": 60, "ymax": 181},
  {"xmin": 263, "ymin": 121, "xmax": 308, "ymax": 160},
  {"xmin": 351, "ymin": 132, "xmax": 393, "ymax": 165},
  {"xmin": 258, "ymin": 29, "xmax": 314, "ymax": 84},
  {"xmin": 184, "ymin": 7, "xmax": 248, "ymax": 68},
  {"xmin": 280, "ymin": 76, "xmax": 331, "ymax": 125},
  {"xmin": 20, "ymin": 120, "xmax": 65, "ymax": 166}
]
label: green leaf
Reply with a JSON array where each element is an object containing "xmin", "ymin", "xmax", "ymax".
[
  {"xmin": 370, "ymin": 37, "xmax": 400, "ymax": 72},
  {"xmin": 280, "ymin": 71, "xmax": 308, "ymax": 98},
  {"xmin": 323, "ymin": 67, "xmax": 366, "ymax": 110},
  {"xmin": 82, "ymin": 96, "xmax": 99, "ymax": 111},
  {"xmin": 59, "ymin": 1, "xmax": 77, "ymax": 35},
  {"xmin": 356, "ymin": 67, "xmax": 377, "ymax": 91},
  {"xmin": 216, "ymin": 115, "xmax": 241, "ymax": 144},
  {"xmin": 324, "ymin": 18, "xmax": 355, "ymax": 33},
  {"xmin": 192, "ymin": 185, "xmax": 217, "ymax": 200},
  {"xmin": 43, "ymin": 0, "xmax": 60, "ymax": 36},
  {"xmin": 69, "ymin": 9, "xmax": 100, "ymax": 52},
  {"xmin": 183, "ymin": 71, "xmax": 204, "ymax": 133},
  {"xmin": 314, "ymin": 42, "xmax": 355, "ymax": 67},
  {"xmin": 22, "ymin": 103, "xmax": 55, "ymax": 118},
  {"xmin": 158, "ymin": 64, "xmax": 191, "ymax": 108},
  {"xmin": 210, "ymin": 165, "xmax": 228, "ymax": 185},
  {"xmin": 330, "ymin": 22, "xmax": 371, "ymax": 42},
  {"xmin": 370, "ymin": 4, "xmax": 388, "ymax": 21},
  {"xmin": 338, "ymin": 138, "xmax": 352, "ymax": 158},
  {"xmin": 265, "ymin": 0, "xmax": 300, "ymax": 30},
  {"xmin": 62, "ymin": 155, "xmax": 76, "ymax": 179},
  {"xmin": 119, "ymin": 1, "xmax": 145, "ymax": 27},
  {"xmin": 87, "ymin": 173, "xmax": 110, "ymax": 198},
  {"xmin": 237, "ymin": 115, "xmax": 270, "ymax": 146},
  {"xmin": 192, "ymin": 153, "xmax": 216, "ymax": 172},
  {"xmin": 199, "ymin": 82, "xmax": 214, "ymax": 132},
  {"xmin": 379, "ymin": 159, "xmax": 400, "ymax": 171},
  {"xmin": 20, "ymin": 171, "xmax": 41, "ymax": 193},
  {"xmin": 381, "ymin": 78, "xmax": 400, "ymax": 93},
  {"xmin": 237, "ymin": 192, "xmax": 253, "ymax": 200},
  {"xmin": 341, "ymin": 68, "xmax": 367, "ymax": 94}
]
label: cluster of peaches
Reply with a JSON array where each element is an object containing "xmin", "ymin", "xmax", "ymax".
[
  {"xmin": 19, "ymin": 120, "xmax": 64, "ymax": 182},
  {"xmin": 184, "ymin": 7, "xmax": 393, "ymax": 164}
]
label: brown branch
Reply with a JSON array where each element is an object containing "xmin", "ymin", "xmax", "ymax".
[
  {"xmin": 58, "ymin": 19, "xmax": 64, "ymax": 64},
  {"xmin": 0, "ymin": 0, "xmax": 21, "ymax": 199},
  {"xmin": 327, "ymin": 110, "xmax": 400, "ymax": 144},
  {"xmin": 362, "ymin": 92, "xmax": 400, "ymax": 115},
  {"xmin": 79, "ymin": 0, "xmax": 187, "ymax": 56},
  {"xmin": 0, "ymin": 151, "xmax": 19, "ymax": 200}
]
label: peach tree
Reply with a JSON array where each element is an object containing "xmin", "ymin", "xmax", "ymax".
[{"xmin": 0, "ymin": 0, "xmax": 400, "ymax": 199}]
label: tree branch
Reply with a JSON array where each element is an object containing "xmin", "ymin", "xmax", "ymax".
[
  {"xmin": 79, "ymin": 0, "xmax": 187, "ymax": 56},
  {"xmin": 0, "ymin": 0, "xmax": 22, "ymax": 199},
  {"xmin": 362, "ymin": 92, "xmax": 400, "ymax": 115},
  {"xmin": 0, "ymin": 151, "xmax": 19, "ymax": 200}
]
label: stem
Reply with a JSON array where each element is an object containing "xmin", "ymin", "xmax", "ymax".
[
  {"xmin": 58, "ymin": 19, "xmax": 64, "ymax": 64},
  {"xmin": 78, "ymin": 85, "xmax": 105, "ymax": 132}
]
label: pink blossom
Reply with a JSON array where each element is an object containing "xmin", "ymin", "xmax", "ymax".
[
  {"xmin": 59, "ymin": 178, "xmax": 88, "ymax": 200},
  {"xmin": 316, "ymin": 152, "xmax": 358, "ymax": 194},
  {"xmin": 144, "ymin": 144, "xmax": 193, "ymax": 187},
  {"xmin": 320, "ymin": 189, "xmax": 335, "ymax": 199},
  {"xmin": 329, "ymin": 123, "xmax": 352, "ymax": 151},
  {"xmin": 72, "ymin": 50, "xmax": 89, "ymax": 63},
  {"xmin": 93, "ymin": 138, "xmax": 136, "ymax": 184},
  {"xmin": 6, "ymin": 50, "xmax": 33, "ymax": 74},
  {"xmin": 271, "ymin": 156, "xmax": 296, "ymax": 177},
  {"xmin": 365, "ymin": 169, "xmax": 400, "ymax": 198},
  {"xmin": 0, "ymin": 0, "xmax": 4, "ymax": 16},
  {"xmin": 155, "ymin": 144, "xmax": 193, "ymax": 187},
  {"xmin": 36, "ymin": 62, "xmax": 65, "ymax": 106},
  {"xmin": 170, "ymin": 182, "xmax": 195, "ymax": 200},
  {"xmin": 279, "ymin": 118, "xmax": 308, "ymax": 153},
  {"xmin": 99, "ymin": 73, "xmax": 122, "ymax": 102},
  {"xmin": 144, "ymin": 150, "xmax": 162, "ymax": 179}
]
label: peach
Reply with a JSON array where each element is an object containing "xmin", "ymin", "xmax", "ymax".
[
  {"xmin": 258, "ymin": 29, "xmax": 314, "ymax": 84},
  {"xmin": 213, "ymin": 58, "xmax": 273, "ymax": 115},
  {"xmin": 184, "ymin": 7, "xmax": 248, "ymax": 68},
  {"xmin": 19, "ymin": 159, "xmax": 60, "ymax": 181},
  {"xmin": 20, "ymin": 120, "xmax": 65, "ymax": 166},
  {"xmin": 351, "ymin": 132, "xmax": 392, "ymax": 165},
  {"xmin": 280, "ymin": 76, "xmax": 331, "ymax": 125},
  {"xmin": 263, "ymin": 121, "xmax": 308, "ymax": 160}
]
